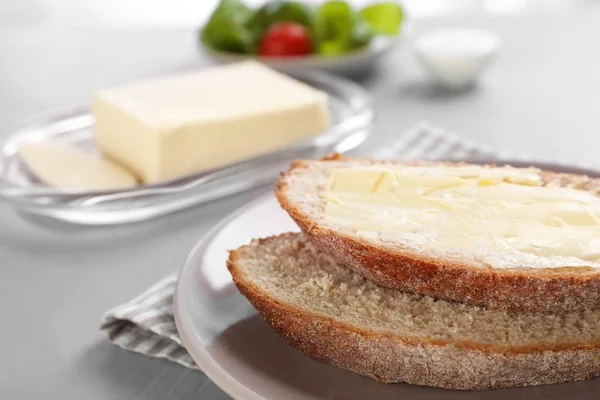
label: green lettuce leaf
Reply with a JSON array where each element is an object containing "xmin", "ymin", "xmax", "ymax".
[
  {"xmin": 200, "ymin": 0, "xmax": 255, "ymax": 53},
  {"xmin": 314, "ymin": 0, "xmax": 373, "ymax": 56},
  {"xmin": 360, "ymin": 2, "xmax": 404, "ymax": 35},
  {"xmin": 248, "ymin": 1, "xmax": 314, "ymax": 32}
]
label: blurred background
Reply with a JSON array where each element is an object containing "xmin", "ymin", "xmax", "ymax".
[{"xmin": 1, "ymin": 0, "xmax": 596, "ymax": 164}]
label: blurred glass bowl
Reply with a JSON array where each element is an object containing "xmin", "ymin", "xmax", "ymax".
[{"xmin": 0, "ymin": 69, "xmax": 373, "ymax": 225}]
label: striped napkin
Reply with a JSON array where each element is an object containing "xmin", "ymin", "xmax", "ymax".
[{"xmin": 100, "ymin": 121, "xmax": 516, "ymax": 369}]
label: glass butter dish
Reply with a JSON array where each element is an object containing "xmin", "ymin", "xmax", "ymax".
[{"xmin": 0, "ymin": 70, "xmax": 372, "ymax": 225}]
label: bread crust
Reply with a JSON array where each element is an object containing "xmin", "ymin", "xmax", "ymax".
[
  {"xmin": 227, "ymin": 235, "xmax": 600, "ymax": 390},
  {"xmin": 275, "ymin": 155, "xmax": 600, "ymax": 313}
]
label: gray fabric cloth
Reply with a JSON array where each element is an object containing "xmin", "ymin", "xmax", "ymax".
[{"xmin": 100, "ymin": 121, "xmax": 513, "ymax": 369}]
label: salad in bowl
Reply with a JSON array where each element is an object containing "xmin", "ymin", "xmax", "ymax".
[{"xmin": 199, "ymin": 0, "xmax": 405, "ymax": 72}]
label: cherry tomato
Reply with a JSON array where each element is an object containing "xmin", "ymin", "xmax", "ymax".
[{"xmin": 259, "ymin": 22, "xmax": 312, "ymax": 57}]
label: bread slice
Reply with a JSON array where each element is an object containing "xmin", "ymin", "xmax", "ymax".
[
  {"xmin": 227, "ymin": 233, "xmax": 600, "ymax": 390},
  {"xmin": 275, "ymin": 154, "xmax": 600, "ymax": 313}
]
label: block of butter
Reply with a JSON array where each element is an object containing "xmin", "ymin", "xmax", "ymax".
[{"xmin": 93, "ymin": 61, "xmax": 329, "ymax": 183}]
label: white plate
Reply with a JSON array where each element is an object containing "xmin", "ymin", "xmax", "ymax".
[
  {"xmin": 203, "ymin": 35, "xmax": 401, "ymax": 75},
  {"xmin": 174, "ymin": 165, "xmax": 600, "ymax": 400}
]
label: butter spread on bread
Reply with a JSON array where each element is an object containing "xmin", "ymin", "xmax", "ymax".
[{"xmin": 324, "ymin": 165, "xmax": 600, "ymax": 265}]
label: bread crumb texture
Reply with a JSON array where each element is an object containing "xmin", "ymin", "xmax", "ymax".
[{"xmin": 235, "ymin": 234, "xmax": 600, "ymax": 349}]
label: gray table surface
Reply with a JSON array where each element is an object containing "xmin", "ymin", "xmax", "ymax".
[{"xmin": 2, "ymin": 1, "xmax": 600, "ymax": 399}]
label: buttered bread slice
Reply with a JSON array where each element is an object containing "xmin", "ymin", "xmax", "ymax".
[
  {"xmin": 227, "ymin": 233, "xmax": 600, "ymax": 390},
  {"xmin": 276, "ymin": 154, "xmax": 600, "ymax": 312}
]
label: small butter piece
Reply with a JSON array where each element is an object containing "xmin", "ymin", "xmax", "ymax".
[
  {"xmin": 19, "ymin": 143, "xmax": 138, "ymax": 190},
  {"xmin": 93, "ymin": 61, "xmax": 329, "ymax": 183}
]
